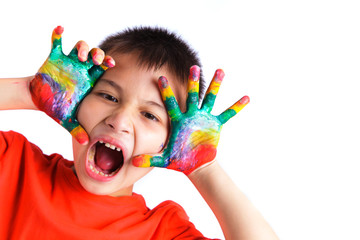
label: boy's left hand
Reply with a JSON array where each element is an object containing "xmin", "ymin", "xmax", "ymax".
[{"xmin": 133, "ymin": 66, "xmax": 249, "ymax": 175}]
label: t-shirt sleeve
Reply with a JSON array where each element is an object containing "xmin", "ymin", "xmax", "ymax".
[
  {"xmin": 0, "ymin": 131, "xmax": 15, "ymax": 162},
  {"xmin": 0, "ymin": 131, "xmax": 45, "ymax": 177},
  {"xmin": 152, "ymin": 200, "xmax": 220, "ymax": 240}
]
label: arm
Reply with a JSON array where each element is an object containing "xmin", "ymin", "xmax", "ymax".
[
  {"xmin": 0, "ymin": 76, "xmax": 36, "ymax": 110},
  {"xmin": 188, "ymin": 162, "xmax": 279, "ymax": 240}
]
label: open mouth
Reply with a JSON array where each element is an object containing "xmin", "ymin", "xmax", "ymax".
[{"xmin": 87, "ymin": 140, "xmax": 124, "ymax": 180}]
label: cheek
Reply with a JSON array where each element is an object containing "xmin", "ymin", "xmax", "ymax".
[
  {"xmin": 135, "ymin": 124, "xmax": 169, "ymax": 154},
  {"xmin": 77, "ymin": 97, "xmax": 101, "ymax": 131}
]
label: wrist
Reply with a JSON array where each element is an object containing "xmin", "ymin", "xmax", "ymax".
[
  {"xmin": 25, "ymin": 76, "xmax": 38, "ymax": 110},
  {"xmin": 0, "ymin": 76, "xmax": 37, "ymax": 110},
  {"xmin": 187, "ymin": 159, "xmax": 219, "ymax": 182}
]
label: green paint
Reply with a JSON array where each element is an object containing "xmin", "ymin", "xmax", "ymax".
[
  {"xmin": 202, "ymin": 93, "xmax": 216, "ymax": 110},
  {"xmin": 164, "ymin": 97, "xmax": 181, "ymax": 119},
  {"xmin": 217, "ymin": 108, "xmax": 237, "ymax": 124},
  {"xmin": 186, "ymin": 91, "xmax": 199, "ymax": 111}
]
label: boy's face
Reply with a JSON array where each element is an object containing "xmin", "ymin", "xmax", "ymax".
[{"xmin": 72, "ymin": 53, "xmax": 186, "ymax": 197}]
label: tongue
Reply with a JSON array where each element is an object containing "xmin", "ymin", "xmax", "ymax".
[{"xmin": 95, "ymin": 143, "xmax": 122, "ymax": 173}]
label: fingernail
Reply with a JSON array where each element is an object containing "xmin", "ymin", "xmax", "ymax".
[
  {"xmin": 190, "ymin": 65, "xmax": 200, "ymax": 82},
  {"xmin": 215, "ymin": 69, "xmax": 225, "ymax": 82},
  {"xmin": 93, "ymin": 54, "xmax": 102, "ymax": 65},
  {"xmin": 104, "ymin": 56, "xmax": 115, "ymax": 68},
  {"xmin": 240, "ymin": 96, "xmax": 250, "ymax": 105},
  {"xmin": 158, "ymin": 76, "xmax": 168, "ymax": 88}
]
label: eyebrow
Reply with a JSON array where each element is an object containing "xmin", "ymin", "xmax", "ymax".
[
  {"xmin": 98, "ymin": 78, "xmax": 167, "ymax": 112},
  {"xmin": 97, "ymin": 79, "xmax": 123, "ymax": 93},
  {"xmin": 144, "ymin": 100, "xmax": 166, "ymax": 112}
]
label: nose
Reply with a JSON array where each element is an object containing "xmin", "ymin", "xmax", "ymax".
[{"xmin": 104, "ymin": 107, "xmax": 133, "ymax": 134}]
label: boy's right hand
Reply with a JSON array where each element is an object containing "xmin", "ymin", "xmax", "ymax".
[{"xmin": 30, "ymin": 26, "xmax": 115, "ymax": 145}]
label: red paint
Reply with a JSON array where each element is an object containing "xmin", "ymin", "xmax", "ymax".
[
  {"xmin": 189, "ymin": 65, "xmax": 200, "ymax": 81},
  {"xmin": 215, "ymin": 69, "xmax": 225, "ymax": 82},
  {"xmin": 30, "ymin": 75, "xmax": 56, "ymax": 117},
  {"xmin": 104, "ymin": 56, "xmax": 116, "ymax": 68},
  {"xmin": 158, "ymin": 76, "xmax": 169, "ymax": 89},
  {"xmin": 55, "ymin": 26, "xmax": 64, "ymax": 35},
  {"xmin": 132, "ymin": 156, "xmax": 146, "ymax": 167},
  {"xmin": 167, "ymin": 144, "xmax": 217, "ymax": 175},
  {"xmin": 71, "ymin": 126, "xmax": 89, "ymax": 145},
  {"xmin": 240, "ymin": 95, "xmax": 250, "ymax": 105}
]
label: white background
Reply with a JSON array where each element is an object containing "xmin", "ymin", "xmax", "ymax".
[{"xmin": 0, "ymin": 0, "xmax": 360, "ymax": 239}]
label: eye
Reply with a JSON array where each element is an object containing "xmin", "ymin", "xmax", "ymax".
[
  {"xmin": 97, "ymin": 93, "xmax": 118, "ymax": 103},
  {"xmin": 142, "ymin": 112, "xmax": 159, "ymax": 122}
]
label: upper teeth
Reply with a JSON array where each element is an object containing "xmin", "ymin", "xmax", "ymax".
[{"xmin": 100, "ymin": 141, "xmax": 121, "ymax": 152}]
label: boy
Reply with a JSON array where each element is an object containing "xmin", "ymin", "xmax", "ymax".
[{"xmin": 0, "ymin": 26, "xmax": 278, "ymax": 239}]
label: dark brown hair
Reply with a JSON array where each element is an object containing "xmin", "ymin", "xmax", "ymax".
[{"xmin": 99, "ymin": 26, "xmax": 205, "ymax": 100}]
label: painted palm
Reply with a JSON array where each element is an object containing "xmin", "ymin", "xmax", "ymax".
[
  {"xmin": 29, "ymin": 26, "xmax": 114, "ymax": 144},
  {"xmin": 133, "ymin": 66, "xmax": 249, "ymax": 175}
]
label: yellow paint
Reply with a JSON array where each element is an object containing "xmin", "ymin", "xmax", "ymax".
[
  {"xmin": 71, "ymin": 125, "xmax": 89, "ymax": 145},
  {"xmin": 206, "ymin": 80, "xmax": 221, "ymax": 95},
  {"xmin": 230, "ymin": 99, "xmax": 248, "ymax": 113},
  {"xmin": 187, "ymin": 80, "xmax": 199, "ymax": 93},
  {"xmin": 161, "ymin": 85, "xmax": 175, "ymax": 101},
  {"xmin": 189, "ymin": 129, "xmax": 219, "ymax": 148}
]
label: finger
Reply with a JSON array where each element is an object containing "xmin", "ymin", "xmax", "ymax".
[
  {"xmin": 201, "ymin": 69, "xmax": 225, "ymax": 112},
  {"xmin": 90, "ymin": 48, "xmax": 105, "ymax": 65},
  {"xmin": 88, "ymin": 55, "xmax": 115, "ymax": 80},
  {"xmin": 51, "ymin": 26, "xmax": 64, "ymax": 53},
  {"xmin": 69, "ymin": 40, "xmax": 89, "ymax": 62},
  {"xmin": 217, "ymin": 95, "xmax": 250, "ymax": 125},
  {"xmin": 158, "ymin": 76, "xmax": 182, "ymax": 120},
  {"xmin": 132, "ymin": 154, "xmax": 168, "ymax": 168},
  {"xmin": 70, "ymin": 125, "xmax": 89, "ymax": 145},
  {"xmin": 186, "ymin": 65, "xmax": 201, "ymax": 112}
]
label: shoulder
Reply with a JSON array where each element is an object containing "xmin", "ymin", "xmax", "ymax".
[
  {"xmin": 0, "ymin": 130, "xmax": 26, "ymax": 143},
  {"xmin": 0, "ymin": 130, "xmax": 45, "ymax": 157},
  {"xmin": 0, "ymin": 130, "xmax": 66, "ymax": 168},
  {"xmin": 0, "ymin": 131, "xmax": 30, "ymax": 156},
  {"xmin": 152, "ymin": 200, "xmax": 189, "ymax": 220}
]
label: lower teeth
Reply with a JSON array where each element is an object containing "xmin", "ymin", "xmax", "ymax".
[
  {"xmin": 89, "ymin": 160, "xmax": 116, "ymax": 177},
  {"xmin": 88, "ymin": 143, "xmax": 119, "ymax": 177}
]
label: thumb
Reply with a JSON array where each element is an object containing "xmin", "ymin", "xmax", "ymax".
[
  {"xmin": 132, "ymin": 154, "xmax": 167, "ymax": 168},
  {"xmin": 70, "ymin": 125, "xmax": 89, "ymax": 145}
]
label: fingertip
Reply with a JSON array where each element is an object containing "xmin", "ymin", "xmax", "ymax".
[
  {"xmin": 70, "ymin": 126, "xmax": 89, "ymax": 145},
  {"xmin": 76, "ymin": 41, "xmax": 89, "ymax": 62},
  {"xmin": 240, "ymin": 95, "xmax": 250, "ymax": 105},
  {"xmin": 51, "ymin": 26, "xmax": 63, "ymax": 48},
  {"xmin": 90, "ymin": 48, "xmax": 105, "ymax": 65},
  {"xmin": 189, "ymin": 65, "xmax": 200, "ymax": 82},
  {"xmin": 190, "ymin": 65, "xmax": 200, "ymax": 70},
  {"xmin": 215, "ymin": 69, "xmax": 225, "ymax": 82},
  {"xmin": 132, "ymin": 155, "xmax": 151, "ymax": 168},
  {"xmin": 158, "ymin": 76, "xmax": 169, "ymax": 89},
  {"xmin": 78, "ymin": 138, "xmax": 89, "ymax": 145},
  {"xmin": 54, "ymin": 26, "xmax": 64, "ymax": 35},
  {"xmin": 190, "ymin": 65, "xmax": 201, "ymax": 74},
  {"xmin": 104, "ymin": 56, "xmax": 115, "ymax": 68}
]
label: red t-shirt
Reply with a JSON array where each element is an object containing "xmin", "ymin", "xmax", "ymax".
[{"xmin": 0, "ymin": 131, "xmax": 215, "ymax": 239}]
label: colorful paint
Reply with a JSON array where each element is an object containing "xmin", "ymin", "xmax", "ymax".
[
  {"xmin": 30, "ymin": 26, "xmax": 114, "ymax": 145},
  {"xmin": 133, "ymin": 66, "xmax": 249, "ymax": 175}
]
